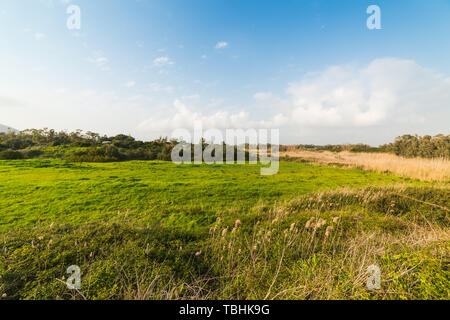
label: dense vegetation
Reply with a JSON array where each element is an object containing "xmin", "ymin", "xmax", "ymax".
[
  {"xmin": 1, "ymin": 129, "xmax": 448, "ymax": 162},
  {"xmin": 0, "ymin": 160, "xmax": 447, "ymax": 299},
  {"xmin": 381, "ymin": 134, "xmax": 450, "ymax": 159},
  {"xmin": 0, "ymin": 129, "xmax": 174, "ymax": 161},
  {"xmin": 0, "ymin": 129, "xmax": 248, "ymax": 162},
  {"xmin": 281, "ymin": 134, "xmax": 450, "ymax": 159}
]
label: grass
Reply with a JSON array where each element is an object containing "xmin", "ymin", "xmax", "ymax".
[
  {"xmin": 206, "ymin": 188, "xmax": 449, "ymax": 299},
  {"xmin": 0, "ymin": 159, "xmax": 415, "ymax": 231},
  {"xmin": 0, "ymin": 159, "xmax": 448, "ymax": 300},
  {"xmin": 280, "ymin": 150, "xmax": 450, "ymax": 182}
]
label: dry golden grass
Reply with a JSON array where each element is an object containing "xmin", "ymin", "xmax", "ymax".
[{"xmin": 281, "ymin": 150, "xmax": 450, "ymax": 182}]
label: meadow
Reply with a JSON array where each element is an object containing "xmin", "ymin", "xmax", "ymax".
[
  {"xmin": 0, "ymin": 159, "xmax": 412, "ymax": 231},
  {"xmin": 0, "ymin": 159, "xmax": 448, "ymax": 299}
]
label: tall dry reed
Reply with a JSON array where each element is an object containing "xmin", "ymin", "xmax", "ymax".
[{"xmin": 281, "ymin": 150, "xmax": 450, "ymax": 182}]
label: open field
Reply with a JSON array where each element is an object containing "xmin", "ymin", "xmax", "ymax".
[
  {"xmin": 0, "ymin": 159, "xmax": 414, "ymax": 231},
  {"xmin": 281, "ymin": 150, "xmax": 450, "ymax": 182},
  {"xmin": 0, "ymin": 160, "xmax": 448, "ymax": 299}
]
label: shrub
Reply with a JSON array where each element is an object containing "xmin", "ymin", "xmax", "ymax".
[
  {"xmin": 67, "ymin": 146, "xmax": 126, "ymax": 162},
  {"xmin": 23, "ymin": 149, "xmax": 43, "ymax": 159},
  {"xmin": 0, "ymin": 150, "xmax": 24, "ymax": 160}
]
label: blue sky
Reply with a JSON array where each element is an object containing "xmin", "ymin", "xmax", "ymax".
[{"xmin": 1, "ymin": 0, "xmax": 449, "ymax": 144}]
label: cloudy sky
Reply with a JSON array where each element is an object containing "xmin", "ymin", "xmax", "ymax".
[{"xmin": 1, "ymin": 0, "xmax": 449, "ymax": 145}]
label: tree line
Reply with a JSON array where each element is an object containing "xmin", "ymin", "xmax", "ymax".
[
  {"xmin": 0, "ymin": 128, "xmax": 249, "ymax": 162},
  {"xmin": 281, "ymin": 134, "xmax": 449, "ymax": 159},
  {"xmin": 380, "ymin": 134, "xmax": 449, "ymax": 159},
  {"xmin": 0, "ymin": 129, "xmax": 174, "ymax": 161},
  {"xmin": 1, "ymin": 129, "xmax": 448, "ymax": 161}
]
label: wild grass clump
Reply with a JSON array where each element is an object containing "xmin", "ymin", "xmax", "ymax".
[
  {"xmin": 0, "ymin": 215, "xmax": 208, "ymax": 300},
  {"xmin": 204, "ymin": 194, "xmax": 449, "ymax": 299},
  {"xmin": 285, "ymin": 186, "xmax": 449, "ymax": 225}
]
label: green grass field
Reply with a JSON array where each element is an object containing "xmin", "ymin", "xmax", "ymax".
[
  {"xmin": 0, "ymin": 159, "xmax": 414, "ymax": 230},
  {"xmin": 0, "ymin": 159, "xmax": 448, "ymax": 299}
]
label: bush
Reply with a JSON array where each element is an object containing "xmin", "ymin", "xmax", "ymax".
[
  {"xmin": 23, "ymin": 149, "xmax": 43, "ymax": 159},
  {"xmin": 0, "ymin": 150, "xmax": 24, "ymax": 160},
  {"xmin": 67, "ymin": 146, "xmax": 126, "ymax": 162}
]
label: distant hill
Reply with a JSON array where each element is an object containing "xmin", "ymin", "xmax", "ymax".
[{"xmin": 0, "ymin": 124, "xmax": 18, "ymax": 133}]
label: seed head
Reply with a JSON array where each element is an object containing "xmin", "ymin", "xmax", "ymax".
[
  {"xmin": 305, "ymin": 217, "xmax": 315, "ymax": 229},
  {"xmin": 221, "ymin": 228, "xmax": 228, "ymax": 237},
  {"xmin": 316, "ymin": 218, "xmax": 327, "ymax": 229},
  {"xmin": 325, "ymin": 226, "xmax": 334, "ymax": 237}
]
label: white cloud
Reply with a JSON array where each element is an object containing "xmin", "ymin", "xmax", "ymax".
[
  {"xmin": 0, "ymin": 85, "xmax": 145, "ymax": 137},
  {"xmin": 285, "ymin": 58, "xmax": 450, "ymax": 127},
  {"xmin": 95, "ymin": 57, "xmax": 108, "ymax": 64},
  {"xmin": 207, "ymin": 98, "xmax": 225, "ymax": 108},
  {"xmin": 124, "ymin": 81, "xmax": 136, "ymax": 88},
  {"xmin": 137, "ymin": 99, "xmax": 268, "ymax": 135},
  {"xmin": 88, "ymin": 51, "xmax": 110, "ymax": 71},
  {"xmin": 253, "ymin": 92, "xmax": 273, "ymax": 101},
  {"xmin": 215, "ymin": 41, "xmax": 228, "ymax": 49},
  {"xmin": 3, "ymin": 56, "xmax": 449, "ymax": 145},
  {"xmin": 181, "ymin": 94, "xmax": 200, "ymax": 100},
  {"xmin": 149, "ymin": 83, "xmax": 174, "ymax": 94},
  {"xmin": 138, "ymin": 58, "xmax": 450, "ymax": 144},
  {"xmin": 55, "ymin": 88, "xmax": 68, "ymax": 94},
  {"xmin": 0, "ymin": 96, "xmax": 27, "ymax": 109},
  {"xmin": 153, "ymin": 56, "xmax": 174, "ymax": 67},
  {"xmin": 35, "ymin": 33, "xmax": 46, "ymax": 40}
]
